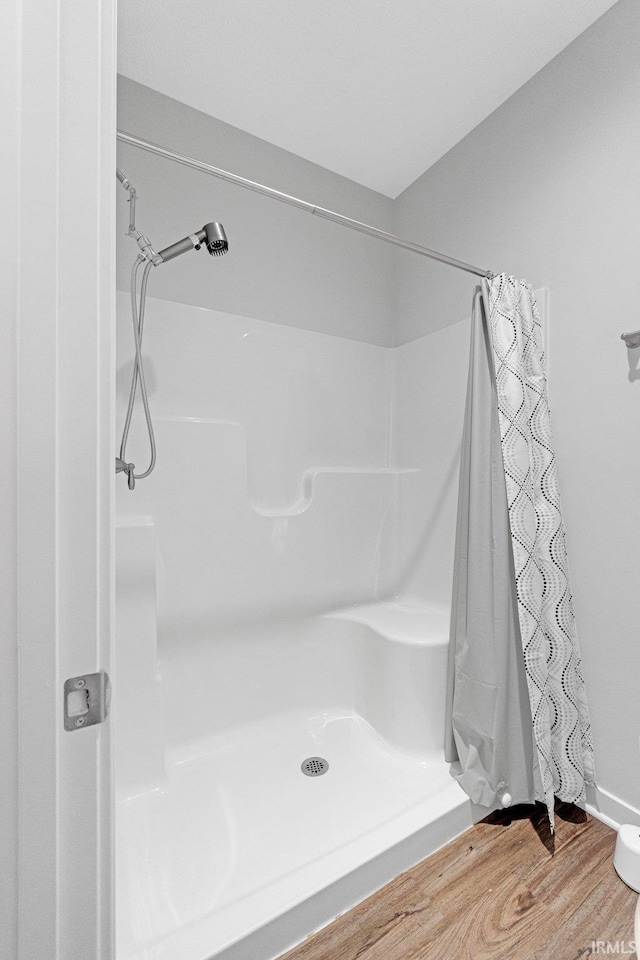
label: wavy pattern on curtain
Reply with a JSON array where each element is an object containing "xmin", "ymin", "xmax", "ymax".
[{"xmin": 446, "ymin": 275, "xmax": 594, "ymax": 828}]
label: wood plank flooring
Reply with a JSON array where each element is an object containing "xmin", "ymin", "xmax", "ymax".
[{"xmin": 278, "ymin": 803, "xmax": 637, "ymax": 960}]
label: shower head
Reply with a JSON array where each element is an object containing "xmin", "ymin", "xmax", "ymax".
[
  {"xmin": 202, "ymin": 222, "xmax": 228, "ymax": 256},
  {"xmin": 158, "ymin": 222, "xmax": 229, "ymax": 263}
]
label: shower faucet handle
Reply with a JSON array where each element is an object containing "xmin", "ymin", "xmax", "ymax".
[{"xmin": 115, "ymin": 457, "xmax": 136, "ymax": 490}]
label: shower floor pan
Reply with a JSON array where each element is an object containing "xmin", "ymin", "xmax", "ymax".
[{"xmin": 116, "ymin": 603, "xmax": 472, "ymax": 960}]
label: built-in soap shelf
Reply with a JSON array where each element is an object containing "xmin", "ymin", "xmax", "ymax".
[
  {"xmin": 119, "ymin": 415, "xmax": 420, "ymax": 518},
  {"xmin": 325, "ymin": 598, "xmax": 449, "ymax": 645},
  {"xmin": 116, "ymin": 418, "xmax": 408, "ymax": 630},
  {"xmin": 252, "ymin": 465, "xmax": 420, "ymax": 517}
]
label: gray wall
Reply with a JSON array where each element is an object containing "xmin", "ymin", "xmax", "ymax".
[
  {"xmin": 393, "ymin": 0, "xmax": 638, "ymax": 344},
  {"xmin": 117, "ymin": 77, "xmax": 394, "ymax": 346},
  {"xmin": 393, "ymin": 0, "xmax": 640, "ymax": 813},
  {"xmin": 2, "ymin": 2, "xmax": 19, "ymax": 956}
]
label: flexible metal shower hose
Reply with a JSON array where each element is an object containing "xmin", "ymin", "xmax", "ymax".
[{"xmin": 119, "ymin": 255, "xmax": 157, "ymax": 484}]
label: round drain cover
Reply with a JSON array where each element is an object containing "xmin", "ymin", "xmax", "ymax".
[{"xmin": 301, "ymin": 756, "xmax": 329, "ymax": 777}]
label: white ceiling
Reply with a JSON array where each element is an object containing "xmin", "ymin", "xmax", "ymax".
[{"xmin": 118, "ymin": 0, "xmax": 619, "ymax": 198}]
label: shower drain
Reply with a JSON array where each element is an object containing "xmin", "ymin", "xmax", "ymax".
[{"xmin": 301, "ymin": 756, "xmax": 329, "ymax": 777}]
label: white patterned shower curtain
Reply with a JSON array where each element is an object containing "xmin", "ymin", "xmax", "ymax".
[{"xmin": 445, "ymin": 274, "xmax": 594, "ymax": 828}]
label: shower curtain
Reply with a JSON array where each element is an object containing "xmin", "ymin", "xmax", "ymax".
[{"xmin": 445, "ymin": 274, "xmax": 594, "ymax": 828}]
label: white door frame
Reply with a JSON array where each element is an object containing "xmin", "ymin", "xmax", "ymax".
[{"xmin": 15, "ymin": 1, "xmax": 116, "ymax": 957}]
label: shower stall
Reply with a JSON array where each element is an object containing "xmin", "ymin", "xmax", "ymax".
[
  {"xmin": 114, "ymin": 299, "xmax": 474, "ymax": 960},
  {"xmin": 112, "ymin": 103, "xmax": 493, "ymax": 960}
]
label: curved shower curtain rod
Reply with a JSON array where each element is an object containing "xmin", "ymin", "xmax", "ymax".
[{"xmin": 117, "ymin": 130, "xmax": 494, "ymax": 280}]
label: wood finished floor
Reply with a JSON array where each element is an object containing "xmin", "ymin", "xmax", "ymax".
[{"xmin": 278, "ymin": 803, "xmax": 637, "ymax": 960}]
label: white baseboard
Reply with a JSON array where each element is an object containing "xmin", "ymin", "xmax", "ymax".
[{"xmin": 586, "ymin": 784, "xmax": 640, "ymax": 831}]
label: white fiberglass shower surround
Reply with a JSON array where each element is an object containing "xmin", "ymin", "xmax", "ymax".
[{"xmin": 113, "ymin": 136, "xmax": 543, "ymax": 960}]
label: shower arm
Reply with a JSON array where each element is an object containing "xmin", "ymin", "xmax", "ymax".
[{"xmin": 116, "ymin": 168, "xmax": 163, "ymax": 265}]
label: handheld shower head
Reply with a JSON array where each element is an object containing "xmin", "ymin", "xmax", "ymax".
[
  {"xmin": 158, "ymin": 222, "xmax": 229, "ymax": 263},
  {"xmin": 202, "ymin": 222, "xmax": 228, "ymax": 256}
]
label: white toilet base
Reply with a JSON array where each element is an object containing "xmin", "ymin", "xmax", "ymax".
[{"xmin": 614, "ymin": 824, "xmax": 640, "ymax": 893}]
